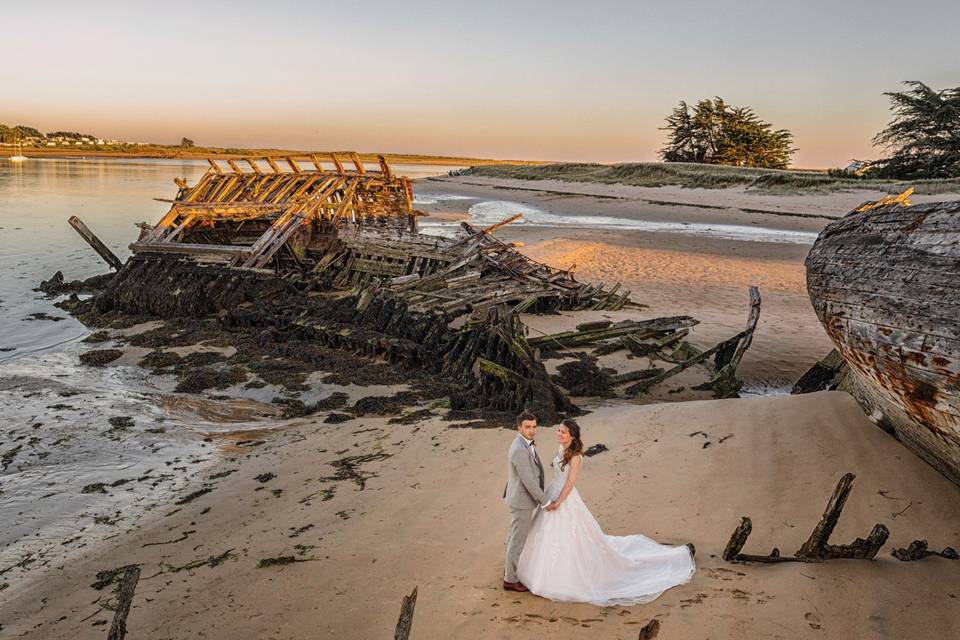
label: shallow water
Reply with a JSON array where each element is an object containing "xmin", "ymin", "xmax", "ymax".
[
  {"xmin": 437, "ymin": 200, "xmax": 819, "ymax": 244},
  {"xmin": 0, "ymin": 157, "xmax": 456, "ymax": 590}
]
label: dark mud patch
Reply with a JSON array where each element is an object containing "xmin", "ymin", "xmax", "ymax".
[
  {"xmin": 324, "ymin": 412, "xmax": 353, "ymax": 424},
  {"xmin": 79, "ymin": 349, "xmax": 124, "ymax": 367}
]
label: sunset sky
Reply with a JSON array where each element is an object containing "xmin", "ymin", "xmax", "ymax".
[{"xmin": 2, "ymin": 0, "xmax": 957, "ymax": 167}]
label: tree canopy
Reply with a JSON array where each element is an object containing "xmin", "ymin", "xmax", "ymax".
[
  {"xmin": 0, "ymin": 124, "xmax": 43, "ymax": 143},
  {"xmin": 659, "ymin": 98, "xmax": 795, "ymax": 169},
  {"xmin": 180, "ymin": 137, "xmax": 195, "ymax": 148},
  {"xmin": 870, "ymin": 81, "xmax": 960, "ymax": 179}
]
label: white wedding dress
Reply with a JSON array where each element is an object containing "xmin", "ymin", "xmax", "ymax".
[{"xmin": 516, "ymin": 449, "xmax": 695, "ymax": 606}]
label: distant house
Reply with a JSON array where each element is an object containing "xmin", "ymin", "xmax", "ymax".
[
  {"xmin": 47, "ymin": 142, "xmax": 56, "ymax": 146},
  {"xmin": 844, "ymin": 159, "xmax": 872, "ymax": 176}
]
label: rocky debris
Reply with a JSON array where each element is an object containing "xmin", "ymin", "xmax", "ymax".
[
  {"xmin": 552, "ymin": 357, "xmax": 615, "ymax": 397},
  {"xmin": 79, "ymin": 349, "xmax": 123, "ymax": 367},
  {"xmin": 174, "ymin": 367, "xmax": 247, "ymax": 393},
  {"xmin": 584, "ymin": 443, "xmax": 609, "ymax": 457},
  {"xmin": 139, "ymin": 350, "xmax": 182, "ymax": 370},
  {"xmin": 36, "ymin": 270, "xmax": 113, "ymax": 297},
  {"xmin": 891, "ymin": 540, "xmax": 960, "ymax": 562}
]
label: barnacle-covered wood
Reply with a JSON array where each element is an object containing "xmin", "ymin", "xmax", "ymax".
[
  {"xmin": 806, "ymin": 200, "xmax": 960, "ymax": 486},
  {"xmin": 723, "ymin": 473, "xmax": 889, "ymax": 564}
]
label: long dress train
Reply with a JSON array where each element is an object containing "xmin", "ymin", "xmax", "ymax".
[{"xmin": 517, "ymin": 450, "xmax": 695, "ymax": 606}]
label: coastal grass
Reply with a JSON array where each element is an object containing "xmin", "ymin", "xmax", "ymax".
[
  {"xmin": 460, "ymin": 162, "xmax": 960, "ymax": 195},
  {"xmin": 1, "ymin": 144, "xmax": 539, "ymax": 167}
]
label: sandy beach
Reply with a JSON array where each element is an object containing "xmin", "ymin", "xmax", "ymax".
[
  {"xmin": 3, "ymin": 174, "xmax": 960, "ymax": 638},
  {"xmin": 4, "ymin": 391, "xmax": 959, "ymax": 639}
]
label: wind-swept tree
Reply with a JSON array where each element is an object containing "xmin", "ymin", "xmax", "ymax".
[
  {"xmin": 660, "ymin": 98, "xmax": 795, "ymax": 169},
  {"xmin": 180, "ymin": 137, "xmax": 195, "ymax": 148},
  {"xmin": 870, "ymin": 81, "xmax": 960, "ymax": 179}
]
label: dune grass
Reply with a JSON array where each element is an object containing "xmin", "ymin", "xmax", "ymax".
[{"xmin": 459, "ymin": 162, "xmax": 960, "ymax": 195}]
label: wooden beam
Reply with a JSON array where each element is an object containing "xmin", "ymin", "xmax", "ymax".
[
  {"xmin": 330, "ymin": 153, "xmax": 345, "ymax": 175},
  {"xmin": 394, "ymin": 587, "xmax": 418, "ymax": 640},
  {"xmin": 308, "ymin": 154, "xmax": 325, "ymax": 171},
  {"xmin": 226, "ymin": 159, "xmax": 244, "ymax": 175},
  {"xmin": 378, "ymin": 154, "xmax": 394, "ymax": 181},
  {"xmin": 332, "ymin": 179, "xmax": 360, "ymax": 223},
  {"xmin": 349, "ymin": 152, "xmax": 366, "ymax": 174},
  {"xmin": 244, "ymin": 158, "xmax": 263, "ymax": 174},
  {"xmin": 264, "ymin": 156, "xmax": 282, "ymax": 173},
  {"xmin": 130, "ymin": 241, "xmax": 251, "ymax": 256},
  {"xmin": 285, "ymin": 156, "xmax": 302, "ymax": 174},
  {"xmin": 106, "ymin": 565, "xmax": 141, "ymax": 640},
  {"xmin": 68, "ymin": 216, "xmax": 124, "ymax": 271}
]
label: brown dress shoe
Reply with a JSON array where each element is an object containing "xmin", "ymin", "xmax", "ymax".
[{"xmin": 503, "ymin": 581, "xmax": 529, "ymax": 592}]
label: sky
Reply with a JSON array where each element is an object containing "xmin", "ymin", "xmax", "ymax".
[{"xmin": 1, "ymin": 0, "xmax": 957, "ymax": 167}]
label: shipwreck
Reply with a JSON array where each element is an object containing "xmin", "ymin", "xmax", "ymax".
[
  {"xmin": 63, "ymin": 153, "xmax": 761, "ymax": 420},
  {"xmin": 804, "ymin": 194, "xmax": 960, "ymax": 486}
]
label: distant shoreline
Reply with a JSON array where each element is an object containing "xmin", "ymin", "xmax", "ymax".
[{"xmin": 0, "ymin": 146, "xmax": 537, "ymax": 166}]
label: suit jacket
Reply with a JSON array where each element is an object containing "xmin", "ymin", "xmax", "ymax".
[{"xmin": 504, "ymin": 434, "xmax": 547, "ymax": 509}]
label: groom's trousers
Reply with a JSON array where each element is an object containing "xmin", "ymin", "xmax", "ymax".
[{"xmin": 505, "ymin": 507, "xmax": 536, "ymax": 583}]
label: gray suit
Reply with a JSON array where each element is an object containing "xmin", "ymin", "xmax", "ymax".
[{"xmin": 503, "ymin": 434, "xmax": 547, "ymax": 583}]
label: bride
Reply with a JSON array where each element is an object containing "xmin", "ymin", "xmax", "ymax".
[{"xmin": 516, "ymin": 418, "xmax": 695, "ymax": 606}]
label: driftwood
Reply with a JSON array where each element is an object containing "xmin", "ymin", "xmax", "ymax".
[
  {"xmin": 627, "ymin": 287, "xmax": 760, "ymax": 398},
  {"xmin": 107, "ymin": 565, "xmax": 141, "ymax": 640},
  {"xmin": 891, "ymin": 540, "xmax": 959, "ymax": 562},
  {"xmin": 723, "ymin": 473, "xmax": 889, "ymax": 564},
  {"xmin": 394, "ymin": 586, "xmax": 418, "ymax": 640}
]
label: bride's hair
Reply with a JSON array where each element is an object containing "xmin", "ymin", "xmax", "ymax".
[{"xmin": 560, "ymin": 418, "xmax": 584, "ymax": 471}]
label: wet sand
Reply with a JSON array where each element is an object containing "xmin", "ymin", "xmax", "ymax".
[{"xmin": 4, "ymin": 392, "xmax": 959, "ymax": 638}]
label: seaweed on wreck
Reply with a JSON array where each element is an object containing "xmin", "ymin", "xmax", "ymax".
[{"xmin": 56, "ymin": 155, "xmax": 762, "ymax": 423}]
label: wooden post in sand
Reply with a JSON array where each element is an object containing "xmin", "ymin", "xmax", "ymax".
[
  {"xmin": 107, "ymin": 565, "xmax": 141, "ymax": 640},
  {"xmin": 394, "ymin": 586, "xmax": 418, "ymax": 640},
  {"xmin": 69, "ymin": 216, "xmax": 124, "ymax": 271}
]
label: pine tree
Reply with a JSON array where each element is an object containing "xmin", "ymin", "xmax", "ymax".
[
  {"xmin": 659, "ymin": 98, "xmax": 794, "ymax": 169},
  {"xmin": 870, "ymin": 81, "xmax": 960, "ymax": 179}
]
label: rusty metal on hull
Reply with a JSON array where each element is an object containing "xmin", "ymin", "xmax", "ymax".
[{"xmin": 805, "ymin": 200, "xmax": 960, "ymax": 485}]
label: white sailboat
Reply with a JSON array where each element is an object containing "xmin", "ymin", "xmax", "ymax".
[{"xmin": 9, "ymin": 141, "xmax": 28, "ymax": 162}]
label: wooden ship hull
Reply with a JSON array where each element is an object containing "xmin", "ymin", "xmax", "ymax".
[
  {"xmin": 65, "ymin": 153, "xmax": 761, "ymax": 420},
  {"xmin": 806, "ymin": 199, "xmax": 960, "ymax": 485}
]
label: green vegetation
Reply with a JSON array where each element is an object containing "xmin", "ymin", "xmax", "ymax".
[
  {"xmin": 460, "ymin": 162, "xmax": 960, "ymax": 195},
  {"xmin": 0, "ymin": 124, "xmax": 43, "ymax": 143},
  {"xmin": 660, "ymin": 98, "xmax": 794, "ymax": 169},
  {"xmin": 869, "ymin": 81, "xmax": 960, "ymax": 180}
]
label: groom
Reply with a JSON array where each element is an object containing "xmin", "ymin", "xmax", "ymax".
[{"xmin": 503, "ymin": 412, "xmax": 553, "ymax": 592}]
